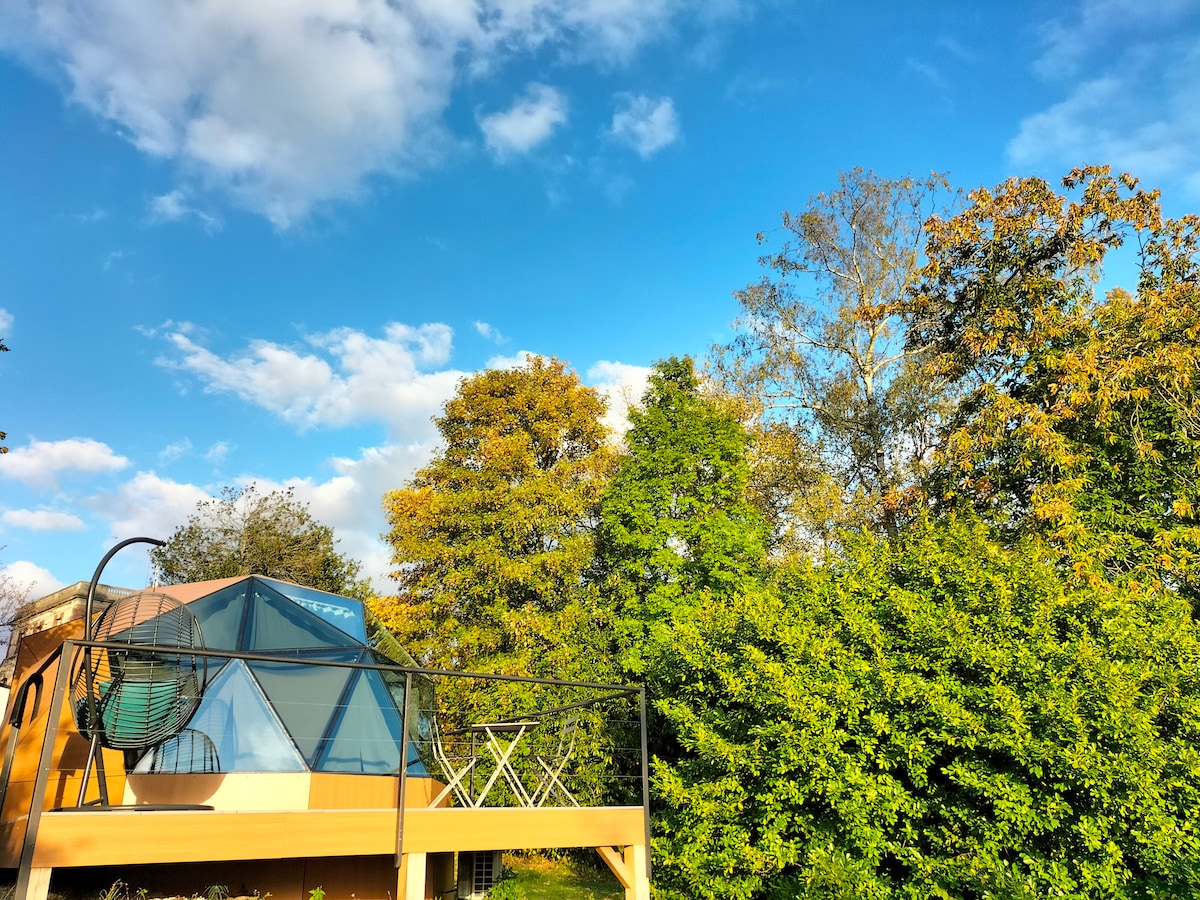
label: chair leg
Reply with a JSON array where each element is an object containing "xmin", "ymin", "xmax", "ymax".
[
  {"xmin": 429, "ymin": 758, "xmax": 477, "ymax": 808},
  {"xmin": 533, "ymin": 757, "xmax": 579, "ymax": 807}
]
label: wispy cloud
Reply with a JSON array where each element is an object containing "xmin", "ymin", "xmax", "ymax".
[
  {"xmin": 609, "ymin": 94, "xmax": 680, "ymax": 158},
  {"xmin": 159, "ymin": 438, "xmax": 193, "ymax": 464},
  {"xmin": 4, "ymin": 0, "xmax": 741, "ymax": 226},
  {"xmin": 204, "ymin": 441, "xmax": 231, "ymax": 464},
  {"xmin": 1009, "ymin": 0, "xmax": 1200, "ymax": 191},
  {"xmin": 479, "ymin": 84, "xmax": 568, "ymax": 160},
  {"xmin": 0, "ymin": 307, "xmax": 12, "ymax": 336},
  {"xmin": 474, "ymin": 321, "xmax": 508, "ymax": 345},
  {"xmin": 148, "ymin": 191, "xmax": 222, "ymax": 232},
  {"xmin": 0, "ymin": 438, "xmax": 130, "ymax": 489},
  {"xmin": 74, "ymin": 207, "xmax": 107, "ymax": 224}
]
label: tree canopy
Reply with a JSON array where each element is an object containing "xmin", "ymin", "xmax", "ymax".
[
  {"xmin": 374, "ymin": 356, "xmax": 616, "ymax": 677},
  {"xmin": 910, "ymin": 166, "xmax": 1200, "ymax": 598},
  {"xmin": 716, "ymin": 168, "xmax": 958, "ymax": 547},
  {"xmin": 598, "ymin": 356, "xmax": 768, "ymax": 678},
  {"xmin": 151, "ymin": 484, "xmax": 370, "ymax": 599}
]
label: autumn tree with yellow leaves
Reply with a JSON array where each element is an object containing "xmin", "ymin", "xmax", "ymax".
[
  {"xmin": 373, "ymin": 356, "xmax": 617, "ymax": 678},
  {"xmin": 910, "ymin": 166, "xmax": 1200, "ymax": 598}
]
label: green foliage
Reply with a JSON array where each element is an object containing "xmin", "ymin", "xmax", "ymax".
[
  {"xmin": 151, "ymin": 484, "xmax": 370, "ymax": 600},
  {"xmin": 307, "ymin": 887, "xmax": 325, "ymax": 900},
  {"xmin": 203, "ymin": 885, "xmax": 229, "ymax": 900},
  {"xmin": 650, "ymin": 514, "xmax": 1200, "ymax": 899},
  {"xmin": 376, "ymin": 356, "xmax": 616, "ymax": 683},
  {"xmin": 598, "ymin": 356, "xmax": 768, "ymax": 679}
]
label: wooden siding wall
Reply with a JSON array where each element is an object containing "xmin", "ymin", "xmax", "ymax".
[{"xmin": 0, "ymin": 622, "xmax": 127, "ymax": 868}]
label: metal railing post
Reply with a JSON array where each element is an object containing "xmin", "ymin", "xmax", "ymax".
[
  {"xmin": 16, "ymin": 641, "xmax": 75, "ymax": 900},
  {"xmin": 395, "ymin": 670, "xmax": 413, "ymax": 867},
  {"xmin": 639, "ymin": 686, "xmax": 652, "ymax": 878}
]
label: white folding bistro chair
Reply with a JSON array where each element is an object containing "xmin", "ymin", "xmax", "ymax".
[
  {"xmin": 428, "ymin": 715, "xmax": 479, "ymax": 808},
  {"xmin": 531, "ymin": 715, "xmax": 580, "ymax": 807}
]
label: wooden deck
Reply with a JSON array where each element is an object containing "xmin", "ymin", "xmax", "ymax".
[{"xmin": 0, "ymin": 629, "xmax": 651, "ymax": 900}]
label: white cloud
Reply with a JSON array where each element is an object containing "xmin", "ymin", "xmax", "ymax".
[
  {"xmin": 158, "ymin": 322, "xmax": 466, "ymax": 439},
  {"xmin": 277, "ymin": 442, "xmax": 440, "ymax": 592},
  {"xmin": 479, "ymin": 83, "xmax": 568, "ymax": 159},
  {"xmin": 159, "ymin": 439, "xmax": 193, "ymax": 464},
  {"xmin": 0, "ymin": 307, "xmax": 13, "ymax": 336},
  {"xmin": 148, "ymin": 191, "xmax": 223, "ymax": 232},
  {"xmin": 3, "ymin": 560, "xmax": 65, "ymax": 598},
  {"xmin": 4, "ymin": 0, "xmax": 736, "ymax": 225},
  {"xmin": 204, "ymin": 441, "xmax": 231, "ymax": 464},
  {"xmin": 2, "ymin": 508, "xmax": 87, "ymax": 531},
  {"xmin": 473, "ymin": 321, "xmax": 508, "ymax": 344},
  {"xmin": 485, "ymin": 349, "xmax": 538, "ymax": 370},
  {"xmin": 91, "ymin": 471, "xmax": 211, "ymax": 544},
  {"xmin": 107, "ymin": 442, "xmax": 437, "ymax": 593},
  {"xmin": 587, "ymin": 360, "xmax": 651, "ymax": 438},
  {"xmin": 609, "ymin": 94, "xmax": 679, "ymax": 158},
  {"xmin": 0, "ymin": 438, "xmax": 130, "ymax": 489},
  {"xmin": 1010, "ymin": 1, "xmax": 1200, "ymax": 191}
]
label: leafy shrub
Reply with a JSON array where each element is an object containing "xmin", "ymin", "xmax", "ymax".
[{"xmin": 650, "ymin": 515, "xmax": 1200, "ymax": 898}]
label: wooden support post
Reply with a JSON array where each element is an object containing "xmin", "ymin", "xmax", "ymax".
[
  {"xmin": 596, "ymin": 847, "xmax": 632, "ymax": 890},
  {"xmin": 400, "ymin": 852, "xmax": 427, "ymax": 900},
  {"xmin": 22, "ymin": 867, "xmax": 52, "ymax": 900},
  {"xmin": 624, "ymin": 844, "xmax": 649, "ymax": 900}
]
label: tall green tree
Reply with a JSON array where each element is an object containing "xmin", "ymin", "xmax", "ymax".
[
  {"xmin": 598, "ymin": 356, "xmax": 768, "ymax": 679},
  {"xmin": 909, "ymin": 166, "xmax": 1200, "ymax": 596},
  {"xmin": 151, "ymin": 484, "xmax": 370, "ymax": 599},
  {"xmin": 374, "ymin": 356, "xmax": 616, "ymax": 678},
  {"xmin": 715, "ymin": 169, "xmax": 958, "ymax": 547},
  {"xmin": 652, "ymin": 515, "xmax": 1200, "ymax": 899}
]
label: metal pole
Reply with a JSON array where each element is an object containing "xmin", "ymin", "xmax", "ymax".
[
  {"xmin": 639, "ymin": 687, "xmax": 652, "ymax": 879},
  {"xmin": 16, "ymin": 642, "xmax": 75, "ymax": 900},
  {"xmin": 76, "ymin": 536, "xmax": 164, "ymax": 808},
  {"xmin": 395, "ymin": 670, "xmax": 413, "ymax": 867},
  {"xmin": 83, "ymin": 536, "xmax": 165, "ymax": 642}
]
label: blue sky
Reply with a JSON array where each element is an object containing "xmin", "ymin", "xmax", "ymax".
[{"xmin": 1, "ymin": 0, "xmax": 1198, "ymax": 597}]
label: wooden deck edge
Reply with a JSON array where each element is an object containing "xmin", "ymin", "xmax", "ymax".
[{"xmin": 30, "ymin": 806, "xmax": 646, "ymax": 868}]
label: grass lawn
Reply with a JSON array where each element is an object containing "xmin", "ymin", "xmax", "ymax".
[{"xmin": 499, "ymin": 854, "xmax": 624, "ymax": 900}]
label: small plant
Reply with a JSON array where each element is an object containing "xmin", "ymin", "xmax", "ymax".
[
  {"xmin": 309, "ymin": 887, "xmax": 326, "ymax": 900},
  {"xmin": 98, "ymin": 881, "xmax": 128, "ymax": 900},
  {"xmin": 204, "ymin": 885, "xmax": 229, "ymax": 900},
  {"xmin": 487, "ymin": 871, "xmax": 523, "ymax": 900}
]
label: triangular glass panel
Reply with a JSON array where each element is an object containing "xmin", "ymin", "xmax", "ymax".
[
  {"xmin": 258, "ymin": 578, "xmax": 367, "ymax": 642},
  {"xmin": 247, "ymin": 649, "xmax": 359, "ymax": 766},
  {"xmin": 183, "ymin": 582, "xmax": 250, "ymax": 651},
  {"xmin": 314, "ymin": 668, "xmax": 425, "ymax": 775},
  {"xmin": 244, "ymin": 579, "xmax": 362, "ymax": 651},
  {"xmin": 134, "ymin": 659, "xmax": 306, "ymax": 772}
]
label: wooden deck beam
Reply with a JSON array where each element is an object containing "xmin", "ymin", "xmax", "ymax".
[{"xmin": 28, "ymin": 806, "xmax": 646, "ymax": 868}]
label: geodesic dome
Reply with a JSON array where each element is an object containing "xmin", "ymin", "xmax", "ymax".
[{"xmin": 127, "ymin": 576, "xmax": 429, "ymax": 776}]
